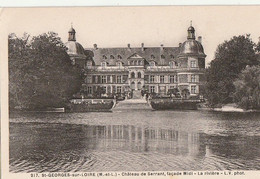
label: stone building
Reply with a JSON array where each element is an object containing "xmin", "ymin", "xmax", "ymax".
[{"xmin": 65, "ymin": 24, "xmax": 206, "ymax": 99}]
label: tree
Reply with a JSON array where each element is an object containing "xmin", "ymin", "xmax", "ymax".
[
  {"xmin": 9, "ymin": 32, "xmax": 83, "ymax": 110},
  {"xmin": 205, "ymin": 35, "xmax": 259, "ymax": 107},
  {"xmin": 167, "ymin": 88, "xmax": 180, "ymax": 98},
  {"xmin": 233, "ymin": 65, "xmax": 260, "ymax": 110}
]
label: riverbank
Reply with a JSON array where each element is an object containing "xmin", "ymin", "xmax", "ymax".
[{"xmin": 199, "ymin": 103, "xmax": 260, "ymax": 113}]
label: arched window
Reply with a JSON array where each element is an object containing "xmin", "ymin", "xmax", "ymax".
[
  {"xmin": 161, "ymin": 55, "xmax": 165, "ymax": 59},
  {"xmin": 170, "ymin": 55, "xmax": 174, "ymax": 59},
  {"xmin": 103, "ymin": 55, "xmax": 107, "ymax": 59},
  {"xmin": 110, "ymin": 55, "xmax": 114, "ymax": 59},
  {"xmin": 130, "ymin": 82, "xmax": 135, "ymax": 90},
  {"xmin": 118, "ymin": 55, "xmax": 122, "ymax": 59},
  {"xmin": 138, "ymin": 72, "xmax": 142, "ymax": 78},
  {"xmin": 137, "ymin": 82, "xmax": 142, "ymax": 90},
  {"xmin": 151, "ymin": 55, "xmax": 155, "ymax": 59},
  {"xmin": 131, "ymin": 72, "xmax": 135, "ymax": 78}
]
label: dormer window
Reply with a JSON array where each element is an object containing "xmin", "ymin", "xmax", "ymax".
[
  {"xmin": 169, "ymin": 61, "xmax": 178, "ymax": 68},
  {"xmin": 170, "ymin": 55, "xmax": 174, "ymax": 59},
  {"xmin": 116, "ymin": 62, "xmax": 122, "ymax": 67},
  {"xmin": 150, "ymin": 61, "xmax": 155, "ymax": 67},
  {"xmin": 102, "ymin": 55, "xmax": 107, "ymax": 59},
  {"xmin": 161, "ymin": 55, "xmax": 165, "ymax": 59},
  {"xmin": 169, "ymin": 61, "xmax": 174, "ymax": 68},
  {"xmin": 151, "ymin": 55, "xmax": 155, "ymax": 59},
  {"xmin": 118, "ymin": 55, "xmax": 122, "ymax": 59},
  {"xmin": 110, "ymin": 55, "xmax": 114, "ymax": 59},
  {"xmin": 101, "ymin": 62, "xmax": 107, "ymax": 68}
]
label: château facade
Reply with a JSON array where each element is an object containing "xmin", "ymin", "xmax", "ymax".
[{"xmin": 65, "ymin": 24, "xmax": 206, "ymax": 99}]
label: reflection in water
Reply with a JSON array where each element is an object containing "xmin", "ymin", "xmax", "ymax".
[{"xmin": 9, "ymin": 111, "xmax": 260, "ymax": 172}]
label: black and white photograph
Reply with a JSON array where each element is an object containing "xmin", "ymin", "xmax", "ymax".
[{"xmin": 1, "ymin": 6, "xmax": 260, "ymax": 178}]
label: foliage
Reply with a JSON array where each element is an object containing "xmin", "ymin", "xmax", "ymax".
[
  {"xmin": 9, "ymin": 32, "xmax": 82, "ymax": 110},
  {"xmin": 205, "ymin": 35, "xmax": 259, "ymax": 107},
  {"xmin": 233, "ymin": 65, "xmax": 260, "ymax": 110},
  {"xmin": 167, "ymin": 88, "xmax": 180, "ymax": 97}
]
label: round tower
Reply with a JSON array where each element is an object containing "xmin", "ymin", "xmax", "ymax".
[{"xmin": 65, "ymin": 25, "xmax": 86, "ymax": 68}]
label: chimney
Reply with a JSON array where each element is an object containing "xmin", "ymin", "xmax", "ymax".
[
  {"xmin": 179, "ymin": 43, "xmax": 182, "ymax": 47},
  {"xmin": 93, "ymin": 44, "xmax": 98, "ymax": 50},
  {"xmin": 127, "ymin": 44, "xmax": 131, "ymax": 49},
  {"xmin": 198, "ymin": 36, "xmax": 202, "ymax": 43},
  {"xmin": 141, "ymin": 43, "xmax": 144, "ymax": 51},
  {"xmin": 160, "ymin": 44, "xmax": 164, "ymax": 51}
]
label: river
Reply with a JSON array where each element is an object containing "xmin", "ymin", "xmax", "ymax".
[{"xmin": 9, "ymin": 108, "xmax": 260, "ymax": 172}]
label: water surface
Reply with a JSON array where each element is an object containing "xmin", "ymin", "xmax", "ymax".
[{"xmin": 9, "ymin": 109, "xmax": 260, "ymax": 172}]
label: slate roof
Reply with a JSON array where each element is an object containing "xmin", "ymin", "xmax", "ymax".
[{"xmin": 84, "ymin": 47, "xmax": 181, "ymax": 66}]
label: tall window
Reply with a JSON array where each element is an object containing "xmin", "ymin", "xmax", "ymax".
[
  {"xmin": 190, "ymin": 60, "xmax": 197, "ymax": 68},
  {"xmin": 160, "ymin": 75, "xmax": 164, "ymax": 83},
  {"xmin": 150, "ymin": 86, "xmax": 155, "ymax": 93},
  {"xmin": 150, "ymin": 75, "xmax": 155, "ymax": 83},
  {"xmin": 170, "ymin": 75, "xmax": 175, "ymax": 83},
  {"xmin": 191, "ymin": 75, "xmax": 196, "ymax": 82},
  {"xmin": 138, "ymin": 72, "xmax": 142, "ymax": 78},
  {"xmin": 131, "ymin": 72, "xmax": 135, "ymax": 78},
  {"xmin": 117, "ymin": 86, "xmax": 122, "ymax": 93},
  {"xmin": 87, "ymin": 86, "xmax": 92, "ymax": 94},
  {"xmin": 116, "ymin": 75, "xmax": 122, "ymax": 83},
  {"xmin": 86, "ymin": 76, "xmax": 92, "ymax": 84},
  {"xmin": 191, "ymin": 85, "xmax": 197, "ymax": 94},
  {"xmin": 101, "ymin": 76, "xmax": 107, "ymax": 84},
  {"xmin": 102, "ymin": 86, "xmax": 107, "ymax": 93},
  {"xmin": 150, "ymin": 62, "xmax": 155, "ymax": 67}
]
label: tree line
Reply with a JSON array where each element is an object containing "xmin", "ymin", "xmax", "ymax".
[
  {"xmin": 204, "ymin": 34, "xmax": 260, "ymax": 110},
  {"xmin": 9, "ymin": 32, "xmax": 82, "ymax": 110}
]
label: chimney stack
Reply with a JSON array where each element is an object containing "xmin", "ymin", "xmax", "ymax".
[
  {"xmin": 141, "ymin": 43, "xmax": 144, "ymax": 51},
  {"xmin": 198, "ymin": 36, "xmax": 202, "ymax": 43},
  {"xmin": 93, "ymin": 44, "xmax": 98, "ymax": 50},
  {"xmin": 179, "ymin": 43, "xmax": 182, "ymax": 47},
  {"xmin": 160, "ymin": 44, "xmax": 164, "ymax": 51},
  {"xmin": 127, "ymin": 43, "xmax": 131, "ymax": 49}
]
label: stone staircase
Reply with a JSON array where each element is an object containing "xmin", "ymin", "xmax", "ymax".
[
  {"xmin": 113, "ymin": 97, "xmax": 152, "ymax": 110},
  {"xmin": 132, "ymin": 90, "xmax": 142, "ymax": 99}
]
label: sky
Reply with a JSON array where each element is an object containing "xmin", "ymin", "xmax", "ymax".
[{"xmin": 1, "ymin": 6, "xmax": 260, "ymax": 65}]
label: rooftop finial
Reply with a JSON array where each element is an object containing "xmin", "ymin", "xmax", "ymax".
[
  {"xmin": 190, "ymin": 20, "xmax": 192, "ymax": 26},
  {"xmin": 71, "ymin": 22, "xmax": 73, "ymax": 28}
]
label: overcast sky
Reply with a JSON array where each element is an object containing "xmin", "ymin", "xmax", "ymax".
[{"xmin": 2, "ymin": 6, "xmax": 260, "ymax": 65}]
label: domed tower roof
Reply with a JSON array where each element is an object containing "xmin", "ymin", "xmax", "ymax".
[
  {"xmin": 178, "ymin": 23, "xmax": 206, "ymax": 57},
  {"xmin": 65, "ymin": 26, "xmax": 86, "ymax": 59},
  {"xmin": 65, "ymin": 41, "xmax": 86, "ymax": 58}
]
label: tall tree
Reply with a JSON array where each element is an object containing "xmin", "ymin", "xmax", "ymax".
[
  {"xmin": 205, "ymin": 35, "xmax": 259, "ymax": 107},
  {"xmin": 9, "ymin": 32, "xmax": 83, "ymax": 110},
  {"xmin": 233, "ymin": 65, "xmax": 260, "ymax": 110}
]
